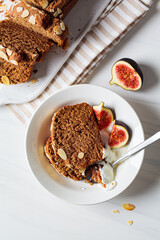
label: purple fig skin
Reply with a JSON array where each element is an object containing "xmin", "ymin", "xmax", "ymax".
[
  {"xmin": 115, "ymin": 120, "xmax": 129, "ymax": 133},
  {"xmin": 110, "ymin": 58, "xmax": 143, "ymax": 90}
]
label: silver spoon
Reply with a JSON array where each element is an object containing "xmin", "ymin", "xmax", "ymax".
[{"xmin": 111, "ymin": 131, "xmax": 160, "ymax": 168}]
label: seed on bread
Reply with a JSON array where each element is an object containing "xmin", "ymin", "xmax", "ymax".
[
  {"xmin": 0, "ymin": 50, "xmax": 8, "ymax": 61},
  {"xmin": 1, "ymin": 75, "xmax": 10, "ymax": 85},
  {"xmin": 10, "ymin": 59, "xmax": 18, "ymax": 65},
  {"xmin": 57, "ymin": 148, "xmax": 67, "ymax": 160},
  {"xmin": 53, "ymin": 25, "xmax": 63, "ymax": 35},
  {"xmin": 60, "ymin": 22, "xmax": 65, "ymax": 31},
  {"xmin": 78, "ymin": 152, "xmax": 84, "ymax": 159},
  {"xmin": 21, "ymin": 9, "xmax": 30, "ymax": 18},
  {"xmin": 29, "ymin": 15, "xmax": 36, "ymax": 24},
  {"xmin": 53, "ymin": 11, "xmax": 58, "ymax": 17},
  {"xmin": 39, "ymin": 0, "xmax": 48, "ymax": 9},
  {"xmin": 6, "ymin": 48, "xmax": 12, "ymax": 56},
  {"xmin": 57, "ymin": 8, "xmax": 62, "ymax": 14}
]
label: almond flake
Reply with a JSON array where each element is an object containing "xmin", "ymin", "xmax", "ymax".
[
  {"xmin": 0, "ymin": 44, "xmax": 4, "ymax": 49},
  {"xmin": 50, "ymin": 8, "xmax": 55, "ymax": 13},
  {"xmin": 78, "ymin": 152, "xmax": 84, "ymax": 159},
  {"xmin": 112, "ymin": 210, "xmax": 119, "ymax": 213},
  {"xmin": 122, "ymin": 203, "xmax": 135, "ymax": 211},
  {"xmin": 53, "ymin": 11, "xmax": 58, "ymax": 17},
  {"xmin": 57, "ymin": 8, "xmax": 62, "ymax": 14},
  {"xmin": 60, "ymin": 22, "xmax": 65, "ymax": 31},
  {"xmin": 16, "ymin": 6, "xmax": 23, "ymax": 12},
  {"xmin": 57, "ymin": 148, "xmax": 67, "ymax": 160},
  {"xmin": 30, "ymin": 79, "xmax": 37, "ymax": 84},
  {"xmin": 0, "ymin": 50, "xmax": 8, "ymax": 61},
  {"xmin": 128, "ymin": 220, "xmax": 133, "ymax": 225},
  {"xmin": 1, "ymin": 75, "xmax": 10, "ymax": 85},
  {"xmin": 6, "ymin": 48, "xmax": 12, "ymax": 56},
  {"xmin": 53, "ymin": 25, "xmax": 62, "ymax": 35},
  {"xmin": 29, "ymin": 15, "xmax": 36, "ymax": 24},
  {"xmin": 10, "ymin": 60, "xmax": 18, "ymax": 65},
  {"xmin": 21, "ymin": 9, "xmax": 29, "ymax": 18},
  {"xmin": 39, "ymin": 0, "xmax": 48, "ymax": 9}
]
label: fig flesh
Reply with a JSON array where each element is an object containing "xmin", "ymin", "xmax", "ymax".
[
  {"xmin": 110, "ymin": 58, "xmax": 143, "ymax": 91},
  {"xmin": 108, "ymin": 120, "xmax": 129, "ymax": 148},
  {"xmin": 93, "ymin": 102, "xmax": 114, "ymax": 130}
]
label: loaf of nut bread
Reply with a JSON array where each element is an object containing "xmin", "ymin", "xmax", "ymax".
[{"xmin": 7, "ymin": 1, "xmax": 68, "ymax": 46}]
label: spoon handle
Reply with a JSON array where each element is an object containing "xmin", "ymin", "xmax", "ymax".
[{"xmin": 111, "ymin": 131, "xmax": 160, "ymax": 168}]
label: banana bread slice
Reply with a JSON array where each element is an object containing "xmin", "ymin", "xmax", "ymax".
[
  {"xmin": 7, "ymin": 2, "xmax": 68, "ymax": 46},
  {"xmin": 44, "ymin": 136, "xmax": 83, "ymax": 180},
  {"xmin": 51, "ymin": 103, "xmax": 104, "ymax": 170},
  {"xmin": 0, "ymin": 20, "xmax": 53, "ymax": 63}
]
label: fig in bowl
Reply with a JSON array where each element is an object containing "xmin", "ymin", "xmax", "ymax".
[
  {"xmin": 93, "ymin": 101, "xmax": 114, "ymax": 130},
  {"xmin": 108, "ymin": 120, "xmax": 130, "ymax": 148}
]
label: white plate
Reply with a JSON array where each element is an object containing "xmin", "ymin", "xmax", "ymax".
[
  {"xmin": 0, "ymin": 0, "xmax": 110, "ymax": 105},
  {"xmin": 25, "ymin": 85, "xmax": 144, "ymax": 204}
]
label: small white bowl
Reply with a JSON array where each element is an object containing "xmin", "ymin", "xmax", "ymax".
[{"xmin": 25, "ymin": 84, "xmax": 144, "ymax": 204}]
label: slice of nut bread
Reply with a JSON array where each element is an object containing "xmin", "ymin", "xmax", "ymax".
[
  {"xmin": 0, "ymin": 20, "xmax": 53, "ymax": 63},
  {"xmin": 51, "ymin": 103, "xmax": 104, "ymax": 170},
  {"xmin": 7, "ymin": 2, "xmax": 68, "ymax": 46},
  {"xmin": 44, "ymin": 136, "xmax": 83, "ymax": 180}
]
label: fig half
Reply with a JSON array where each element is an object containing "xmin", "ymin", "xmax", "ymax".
[
  {"xmin": 93, "ymin": 102, "xmax": 114, "ymax": 130},
  {"xmin": 110, "ymin": 58, "xmax": 143, "ymax": 91},
  {"xmin": 108, "ymin": 120, "xmax": 129, "ymax": 148}
]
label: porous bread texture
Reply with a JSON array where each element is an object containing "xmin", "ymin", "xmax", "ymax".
[
  {"xmin": 0, "ymin": 58, "xmax": 33, "ymax": 84},
  {"xmin": 7, "ymin": 2, "xmax": 68, "ymax": 46},
  {"xmin": 44, "ymin": 136, "xmax": 83, "ymax": 180},
  {"xmin": 0, "ymin": 20, "xmax": 53, "ymax": 64},
  {"xmin": 51, "ymin": 103, "xmax": 104, "ymax": 170}
]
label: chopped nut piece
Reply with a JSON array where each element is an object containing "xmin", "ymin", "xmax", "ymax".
[
  {"xmin": 50, "ymin": 8, "xmax": 55, "ymax": 13},
  {"xmin": 60, "ymin": 21, "xmax": 65, "ymax": 31},
  {"xmin": 6, "ymin": 48, "xmax": 12, "ymax": 56},
  {"xmin": 53, "ymin": 25, "xmax": 63, "ymax": 35},
  {"xmin": 53, "ymin": 11, "xmax": 58, "ymax": 18},
  {"xmin": 21, "ymin": 9, "xmax": 30, "ymax": 18},
  {"xmin": 10, "ymin": 60, "xmax": 18, "ymax": 65},
  {"xmin": 78, "ymin": 152, "xmax": 84, "ymax": 159},
  {"xmin": 0, "ymin": 44, "xmax": 4, "ymax": 49},
  {"xmin": 39, "ymin": 0, "xmax": 48, "ymax": 9},
  {"xmin": 57, "ymin": 148, "xmax": 67, "ymax": 160},
  {"xmin": 30, "ymin": 79, "xmax": 37, "ymax": 84},
  {"xmin": 128, "ymin": 220, "xmax": 133, "ymax": 225},
  {"xmin": 57, "ymin": 8, "xmax": 62, "ymax": 14},
  {"xmin": 59, "ymin": 14, "xmax": 63, "ymax": 19},
  {"xmin": 0, "ymin": 50, "xmax": 8, "ymax": 61},
  {"xmin": 16, "ymin": 6, "xmax": 23, "ymax": 12},
  {"xmin": 122, "ymin": 203, "xmax": 135, "ymax": 211},
  {"xmin": 1, "ymin": 75, "xmax": 10, "ymax": 85},
  {"xmin": 112, "ymin": 210, "xmax": 119, "ymax": 213},
  {"xmin": 29, "ymin": 15, "xmax": 36, "ymax": 24}
]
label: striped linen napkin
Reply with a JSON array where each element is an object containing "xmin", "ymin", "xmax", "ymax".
[{"xmin": 7, "ymin": 0, "xmax": 153, "ymax": 125}]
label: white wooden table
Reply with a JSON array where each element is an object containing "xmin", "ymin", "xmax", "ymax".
[{"xmin": 0, "ymin": 2, "xmax": 160, "ymax": 239}]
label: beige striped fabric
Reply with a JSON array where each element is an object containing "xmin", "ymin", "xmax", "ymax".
[{"xmin": 7, "ymin": 0, "xmax": 153, "ymax": 125}]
